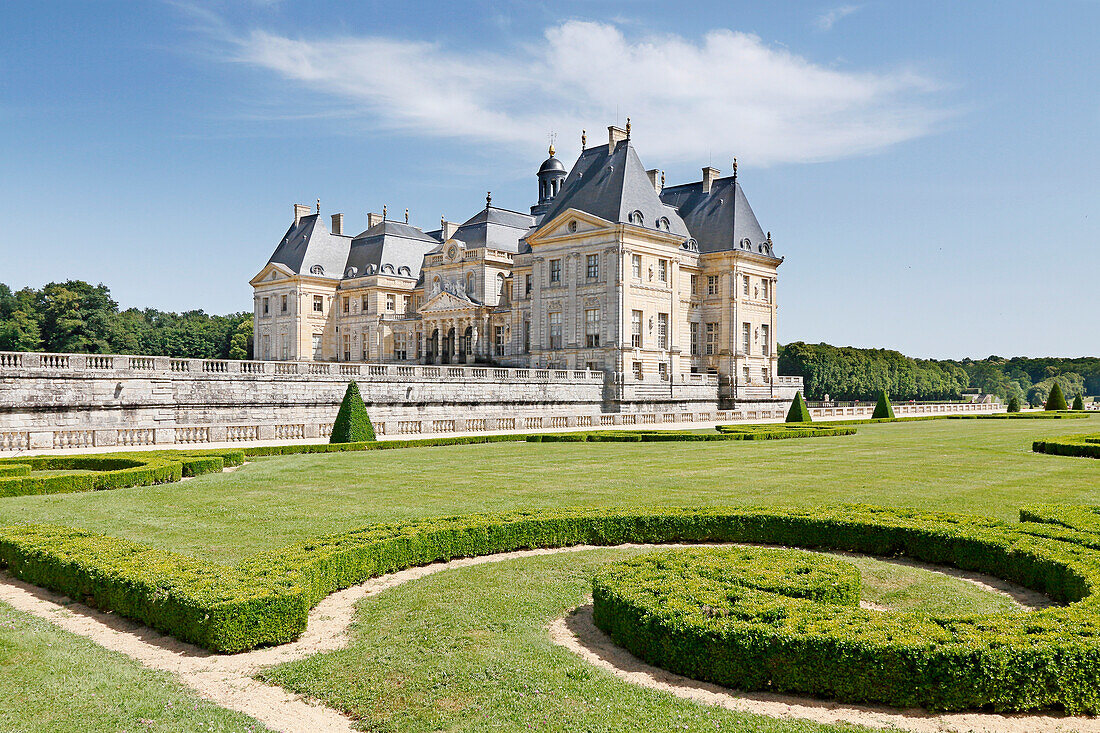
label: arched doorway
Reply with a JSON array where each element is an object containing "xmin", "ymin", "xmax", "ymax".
[
  {"xmin": 442, "ymin": 327, "xmax": 455, "ymax": 364},
  {"xmin": 461, "ymin": 326, "xmax": 474, "ymax": 363},
  {"xmin": 427, "ymin": 329, "xmax": 439, "ymax": 364}
]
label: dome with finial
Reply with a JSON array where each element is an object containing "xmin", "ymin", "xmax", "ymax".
[{"xmin": 538, "ymin": 143, "xmax": 566, "ymax": 175}]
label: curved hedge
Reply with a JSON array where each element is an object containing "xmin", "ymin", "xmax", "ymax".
[
  {"xmin": 0, "ymin": 464, "xmax": 30, "ymax": 479},
  {"xmin": 1032, "ymin": 434, "xmax": 1100, "ymax": 459}
]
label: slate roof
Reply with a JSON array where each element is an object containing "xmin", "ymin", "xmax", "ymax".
[
  {"xmin": 535, "ymin": 141, "xmax": 690, "ymax": 238},
  {"xmin": 265, "ymin": 214, "xmax": 351, "ymax": 279},
  {"xmin": 659, "ymin": 176, "xmax": 778, "ymax": 258},
  {"xmin": 343, "ymin": 220, "xmax": 439, "ymax": 280},
  {"xmin": 448, "ymin": 206, "xmax": 534, "ymax": 252}
]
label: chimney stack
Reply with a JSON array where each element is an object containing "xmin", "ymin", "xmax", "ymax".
[
  {"xmin": 441, "ymin": 219, "xmax": 459, "ymax": 240},
  {"xmin": 701, "ymin": 166, "xmax": 720, "ymax": 194},
  {"xmin": 646, "ymin": 169, "xmax": 663, "ymax": 194},
  {"xmin": 330, "ymin": 213, "xmax": 344, "ymax": 235},
  {"xmin": 608, "ymin": 124, "xmax": 628, "ymax": 148},
  {"xmin": 293, "ymin": 203, "xmax": 312, "ymax": 227},
  {"xmin": 367, "ymin": 212, "xmax": 384, "ymax": 228}
]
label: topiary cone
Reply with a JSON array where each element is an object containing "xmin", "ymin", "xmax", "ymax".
[
  {"xmin": 330, "ymin": 381, "xmax": 375, "ymax": 443},
  {"xmin": 1007, "ymin": 396, "xmax": 1021, "ymax": 413},
  {"xmin": 1072, "ymin": 394, "xmax": 1085, "ymax": 411},
  {"xmin": 785, "ymin": 392, "xmax": 812, "ymax": 423},
  {"xmin": 872, "ymin": 390, "xmax": 895, "ymax": 419},
  {"xmin": 1045, "ymin": 383, "xmax": 1068, "ymax": 412}
]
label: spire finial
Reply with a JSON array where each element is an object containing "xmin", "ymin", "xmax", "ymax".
[
  {"xmin": 732, "ymin": 157, "xmax": 738, "ymax": 182},
  {"xmin": 316, "ymin": 198, "xmax": 320, "ymax": 213},
  {"xmin": 441, "ymin": 214, "xmax": 445, "ymax": 229},
  {"xmin": 625, "ymin": 117, "xmax": 631, "ymax": 139},
  {"xmin": 382, "ymin": 204, "xmax": 387, "ymax": 220},
  {"xmin": 405, "ymin": 208, "xmax": 409, "ymax": 224},
  {"xmin": 660, "ymin": 170, "xmax": 665, "ymax": 188},
  {"xmin": 486, "ymin": 191, "xmax": 492, "ymax": 207},
  {"xmin": 581, "ymin": 129, "xmax": 586, "ymax": 148},
  {"xmin": 548, "ymin": 142, "xmax": 555, "ymax": 157},
  {"xmin": 767, "ymin": 231, "xmax": 772, "ymax": 244}
]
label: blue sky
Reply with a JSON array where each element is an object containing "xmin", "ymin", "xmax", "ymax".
[{"xmin": 1, "ymin": 1, "xmax": 1097, "ymax": 359}]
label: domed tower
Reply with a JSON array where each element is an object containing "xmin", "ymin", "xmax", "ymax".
[{"xmin": 531, "ymin": 144, "xmax": 567, "ymax": 218}]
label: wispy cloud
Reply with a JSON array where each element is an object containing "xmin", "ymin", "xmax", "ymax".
[
  {"xmin": 220, "ymin": 19, "xmax": 950, "ymax": 166},
  {"xmin": 815, "ymin": 5, "xmax": 860, "ymax": 31}
]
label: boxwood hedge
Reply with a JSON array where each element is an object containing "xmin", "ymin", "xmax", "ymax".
[{"xmin": 1032, "ymin": 434, "xmax": 1100, "ymax": 459}]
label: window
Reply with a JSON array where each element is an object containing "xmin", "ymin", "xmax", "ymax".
[
  {"xmin": 707, "ymin": 275, "xmax": 719, "ymax": 296},
  {"xmin": 742, "ymin": 275, "xmax": 750, "ymax": 297},
  {"xmin": 761, "ymin": 324, "xmax": 770, "ymax": 356},
  {"xmin": 657, "ymin": 313, "xmax": 668, "ymax": 349},
  {"xmin": 658, "ymin": 259, "xmax": 668, "ymax": 283},
  {"xmin": 466, "ymin": 272, "xmax": 475, "ymax": 295},
  {"xmin": 633, "ymin": 361, "xmax": 643, "ymax": 380},
  {"xmin": 496, "ymin": 273, "xmax": 506, "ymax": 298},
  {"xmin": 342, "ymin": 296, "xmax": 350, "ymax": 314},
  {"xmin": 313, "ymin": 295, "xmax": 323, "ymax": 313},
  {"xmin": 281, "ymin": 294, "xmax": 288, "ymax": 313},
  {"xmin": 762, "ymin": 366, "xmax": 770, "ymax": 383},
  {"xmin": 525, "ymin": 273, "xmax": 532, "ymax": 297},
  {"xmin": 361, "ymin": 295, "xmax": 369, "ymax": 312},
  {"xmin": 262, "ymin": 297, "xmax": 269, "ymax": 316},
  {"xmin": 690, "ymin": 322, "xmax": 700, "ymax": 356},
  {"xmin": 658, "ymin": 362, "xmax": 668, "ymax": 380},
  {"xmin": 743, "ymin": 366, "xmax": 751, "ymax": 383},
  {"xmin": 657, "ymin": 216, "xmax": 670, "ymax": 231},
  {"xmin": 312, "ymin": 334, "xmax": 323, "ymax": 359},
  {"xmin": 523, "ymin": 318, "xmax": 531, "ymax": 353},
  {"xmin": 690, "ymin": 274, "xmax": 698, "ymax": 295},
  {"xmin": 742, "ymin": 322, "xmax": 751, "ymax": 354},
  {"xmin": 586, "ymin": 254, "xmax": 599, "ymax": 280},
  {"xmin": 386, "ymin": 294, "xmax": 395, "ymax": 311},
  {"xmin": 549, "ymin": 258, "xmax": 562, "ymax": 284},
  {"xmin": 585, "ymin": 308, "xmax": 600, "ymax": 347},
  {"xmin": 494, "ymin": 325, "xmax": 505, "ymax": 354},
  {"xmin": 394, "ymin": 332, "xmax": 408, "ymax": 360},
  {"xmin": 632, "ymin": 254, "xmax": 642, "ymax": 279},
  {"xmin": 585, "ymin": 360, "xmax": 601, "ymax": 372},
  {"xmin": 361, "ymin": 332, "xmax": 368, "ymax": 360},
  {"xmin": 548, "ymin": 312, "xmax": 563, "ymax": 349},
  {"xmin": 631, "ymin": 310, "xmax": 643, "ymax": 348},
  {"xmin": 761, "ymin": 279, "xmax": 770, "ymax": 302},
  {"xmin": 279, "ymin": 334, "xmax": 289, "ymax": 360},
  {"xmin": 629, "ymin": 210, "xmax": 644, "ymax": 226},
  {"xmin": 705, "ymin": 323, "xmax": 717, "ymax": 356},
  {"xmin": 342, "ymin": 334, "xmax": 351, "ymax": 361}
]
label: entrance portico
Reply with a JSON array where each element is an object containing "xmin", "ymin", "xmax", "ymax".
[{"xmin": 417, "ymin": 291, "xmax": 489, "ymax": 364}]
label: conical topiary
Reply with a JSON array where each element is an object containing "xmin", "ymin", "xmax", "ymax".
[
  {"xmin": 330, "ymin": 381, "xmax": 375, "ymax": 443},
  {"xmin": 1045, "ymin": 382, "xmax": 1068, "ymax": 412},
  {"xmin": 1007, "ymin": 396, "xmax": 1021, "ymax": 413},
  {"xmin": 785, "ymin": 392, "xmax": 812, "ymax": 423},
  {"xmin": 1072, "ymin": 394, "xmax": 1086, "ymax": 411},
  {"xmin": 872, "ymin": 390, "xmax": 895, "ymax": 420}
]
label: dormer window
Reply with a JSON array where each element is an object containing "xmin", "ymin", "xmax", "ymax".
[
  {"xmin": 657, "ymin": 217, "xmax": 670, "ymax": 231},
  {"xmin": 309, "ymin": 264, "xmax": 324, "ymax": 276},
  {"xmin": 628, "ymin": 210, "xmax": 644, "ymax": 226}
]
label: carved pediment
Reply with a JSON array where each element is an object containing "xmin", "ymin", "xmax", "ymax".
[{"xmin": 419, "ymin": 290, "xmax": 479, "ymax": 314}]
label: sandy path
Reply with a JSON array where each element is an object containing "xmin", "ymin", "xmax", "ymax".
[{"xmin": 0, "ymin": 542, "xmax": 1088, "ymax": 733}]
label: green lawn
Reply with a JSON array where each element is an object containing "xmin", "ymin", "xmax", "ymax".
[
  {"xmin": 0, "ymin": 416, "xmax": 1095, "ymax": 563},
  {"xmin": 0, "ymin": 603, "xmax": 267, "ymax": 733}
]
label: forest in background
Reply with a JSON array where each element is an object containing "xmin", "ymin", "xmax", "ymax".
[{"xmin": 1, "ymin": 281, "xmax": 1095, "ymax": 406}]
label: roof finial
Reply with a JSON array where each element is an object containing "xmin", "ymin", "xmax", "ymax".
[
  {"xmin": 767, "ymin": 231, "xmax": 772, "ymax": 244},
  {"xmin": 316, "ymin": 198, "xmax": 320, "ymax": 213},
  {"xmin": 732, "ymin": 157, "xmax": 738, "ymax": 182},
  {"xmin": 548, "ymin": 142, "xmax": 555, "ymax": 157},
  {"xmin": 405, "ymin": 208, "xmax": 409, "ymax": 224},
  {"xmin": 625, "ymin": 117, "xmax": 631, "ymax": 139},
  {"xmin": 581, "ymin": 129, "xmax": 586, "ymax": 149},
  {"xmin": 486, "ymin": 191, "xmax": 492, "ymax": 207},
  {"xmin": 660, "ymin": 170, "xmax": 665, "ymax": 188},
  {"xmin": 382, "ymin": 204, "xmax": 387, "ymax": 220},
  {"xmin": 441, "ymin": 214, "xmax": 445, "ymax": 229}
]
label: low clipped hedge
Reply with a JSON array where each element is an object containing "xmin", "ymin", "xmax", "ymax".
[
  {"xmin": 0, "ymin": 464, "xmax": 30, "ymax": 478},
  {"xmin": 529, "ymin": 426, "xmax": 855, "ymax": 443},
  {"xmin": 713, "ymin": 425, "xmax": 855, "ymax": 439},
  {"xmin": 1032, "ymin": 434, "xmax": 1100, "ymax": 459}
]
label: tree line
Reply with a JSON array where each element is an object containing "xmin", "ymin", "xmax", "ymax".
[
  {"xmin": 0, "ymin": 281, "xmax": 252, "ymax": 360},
  {"xmin": 778, "ymin": 342, "xmax": 1098, "ymax": 406}
]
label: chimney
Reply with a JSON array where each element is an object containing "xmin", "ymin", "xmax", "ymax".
[
  {"xmin": 442, "ymin": 219, "xmax": 459, "ymax": 240},
  {"xmin": 701, "ymin": 166, "xmax": 720, "ymax": 194},
  {"xmin": 330, "ymin": 213, "xmax": 344, "ymax": 235},
  {"xmin": 367, "ymin": 212, "xmax": 384, "ymax": 228},
  {"xmin": 646, "ymin": 169, "xmax": 663, "ymax": 194},
  {"xmin": 293, "ymin": 203, "xmax": 312, "ymax": 226},
  {"xmin": 608, "ymin": 124, "xmax": 628, "ymax": 148}
]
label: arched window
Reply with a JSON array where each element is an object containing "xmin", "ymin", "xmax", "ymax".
[
  {"xmin": 628, "ymin": 210, "xmax": 644, "ymax": 226},
  {"xmin": 657, "ymin": 217, "xmax": 670, "ymax": 232},
  {"xmin": 465, "ymin": 272, "xmax": 475, "ymax": 295},
  {"xmin": 432, "ymin": 275, "xmax": 441, "ymax": 294},
  {"xmin": 309, "ymin": 264, "xmax": 324, "ymax": 276},
  {"xmin": 496, "ymin": 272, "xmax": 506, "ymax": 298}
]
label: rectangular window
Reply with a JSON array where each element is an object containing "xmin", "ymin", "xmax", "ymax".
[
  {"xmin": 762, "ymin": 366, "xmax": 770, "ymax": 383},
  {"xmin": 658, "ymin": 259, "xmax": 668, "ymax": 282},
  {"xmin": 261, "ymin": 334, "xmax": 270, "ymax": 360},
  {"xmin": 313, "ymin": 295, "xmax": 323, "ymax": 313},
  {"xmin": 742, "ymin": 322, "xmax": 751, "ymax": 354},
  {"xmin": 279, "ymin": 334, "xmax": 289, "ymax": 360},
  {"xmin": 742, "ymin": 275, "xmax": 750, "ymax": 297},
  {"xmin": 690, "ymin": 322, "xmax": 700, "ymax": 356},
  {"xmin": 494, "ymin": 325, "xmax": 505, "ymax": 354},
  {"xmin": 585, "ymin": 360, "xmax": 601, "ymax": 372},
  {"xmin": 690, "ymin": 274, "xmax": 698, "ymax": 295},
  {"xmin": 707, "ymin": 275, "xmax": 719, "ymax": 296},
  {"xmin": 761, "ymin": 324, "xmax": 770, "ymax": 356},
  {"xmin": 761, "ymin": 279, "xmax": 770, "ymax": 302},
  {"xmin": 548, "ymin": 312, "xmax": 563, "ymax": 349},
  {"xmin": 632, "ymin": 254, "xmax": 642, "ymax": 280},
  {"xmin": 386, "ymin": 294, "xmax": 395, "ymax": 311},
  {"xmin": 361, "ymin": 332, "xmax": 368, "ymax": 360},
  {"xmin": 525, "ymin": 273, "xmax": 532, "ymax": 297},
  {"xmin": 523, "ymin": 318, "xmax": 531, "ymax": 353},
  {"xmin": 312, "ymin": 334, "xmax": 323, "ymax": 359},
  {"xmin": 586, "ymin": 254, "xmax": 599, "ymax": 280},
  {"xmin": 658, "ymin": 362, "xmax": 668, "ymax": 380},
  {"xmin": 633, "ymin": 361, "xmax": 643, "ymax": 380},
  {"xmin": 549, "ymin": 258, "xmax": 562, "ymax": 284},
  {"xmin": 631, "ymin": 310, "xmax": 643, "ymax": 348},
  {"xmin": 342, "ymin": 296, "xmax": 350, "ymax": 314},
  {"xmin": 342, "ymin": 334, "xmax": 351, "ymax": 361},
  {"xmin": 394, "ymin": 332, "xmax": 407, "ymax": 360},
  {"xmin": 281, "ymin": 294, "xmax": 288, "ymax": 313},
  {"xmin": 657, "ymin": 312, "xmax": 668, "ymax": 350},
  {"xmin": 361, "ymin": 295, "xmax": 369, "ymax": 312},
  {"xmin": 262, "ymin": 297, "xmax": 269, "ymax": 315},
  {"xmin": 705, "ymin": 322, "xmax": 717, "ymax": 356},
  {"xmin": 585, "ymin": 308, "xmax": 600, "ymax": 348},
  {"xmin": 743, "ymin": 366, "xmax": 751, "ymax": 383}
]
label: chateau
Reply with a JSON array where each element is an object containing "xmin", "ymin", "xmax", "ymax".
[{"xmin": 251, "ymin": 124, "xmax": 787, "ymax": 399}]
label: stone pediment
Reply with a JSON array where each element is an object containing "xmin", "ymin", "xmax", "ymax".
[{"xmin": 419, "ymin": 290, "xmax": 478, "ymax": 314}]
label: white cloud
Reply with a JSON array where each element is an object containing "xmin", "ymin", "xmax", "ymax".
[
  {"xmin": 815, "ymin": 5, "xmax": 860, "ymax": 31},
  {"xmin": 228, "ymin": 20, "xmax": 950, "ymax": 166}
]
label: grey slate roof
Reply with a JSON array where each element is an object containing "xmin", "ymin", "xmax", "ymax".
[
  {"xmin": 449, "ymin": 206, "xmax": 534, "ymax": 252},
  {"xmin": 535, "ymin": 141, "xmax": 691, "ymax": 238},
  {"xmin": 343, "ymin": 220, "xmax": 439, "ymax": 280},
  {"xmin": 266, "ymin": 214, "xmax": 351, "ymax": 279},
  {"xmin": 659, "ymin": 176, "xmax": 778, "ymax": 258}
]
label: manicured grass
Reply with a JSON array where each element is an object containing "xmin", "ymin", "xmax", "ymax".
[
  {"xmin": 0, "ymin": 603, "xmax": 267, "ymax": 732},
  {"xmin": 260, "ymin": 548, "xmax": 1010, "ymax": 732},
  {"xmin": 0, "ymin": 417, "xmax": 1095, "ymax": 563}
]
